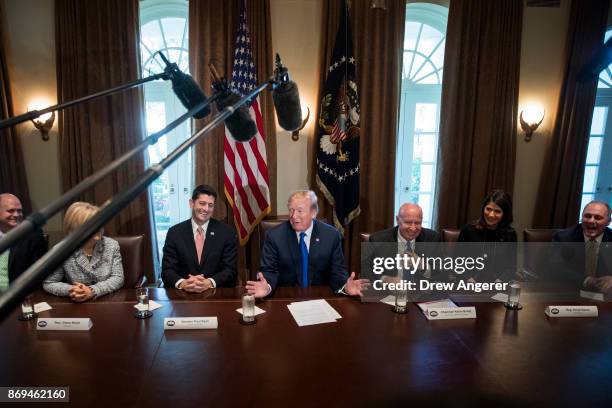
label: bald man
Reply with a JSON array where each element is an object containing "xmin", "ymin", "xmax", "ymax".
[
  {"xmin": 367, "ymin": 203, "xmax": 440, "ymax": 281},
  {"xmin": 0, "ymin": 193, "xmax": 48, "ymax": 291}
]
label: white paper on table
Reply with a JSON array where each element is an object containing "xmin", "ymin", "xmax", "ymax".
[
  {"xmin": 291, "ymin": 299, "xmax": 341, "ymax": 320},
  {"xmin": 287, "ymin": 301, "xmax": 338, "ymax": 327},
  {"xmin": 491, "ymin": 293, "xmax": 508, "ymax": 303},
  {"xmin": 379, "ymin": 295, "xmax": 396, "ymax": 306},
  {"xmin": 133, "ymin": 300, "xmax": 164, "ymax": 311},
  {"xmin": 416, "ymin": 298, "xmax": 457, "ymax": 314},
  {"xmin": 579, "ymin": 290, "xmax": 604, "ymax": 301},
  {"xmin": 236, "ymin": 306, "xmax": 266, "ymax": 316},
  {"xmin": 34, "ymin": 302, "xmax": 52, "ymax": 313}
]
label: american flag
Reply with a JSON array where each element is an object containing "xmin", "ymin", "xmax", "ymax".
[{"xmin": 224, "ymin": 3, "xmax": 271, "ymax": 246}]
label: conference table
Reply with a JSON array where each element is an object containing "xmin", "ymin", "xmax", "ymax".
[{"xmin": 1, "ymin": 286, "xmax": 611, "ymax": 407}]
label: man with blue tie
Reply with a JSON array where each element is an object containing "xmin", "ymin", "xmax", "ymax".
[{"xmin": 246, "ymin": 190, "xmax": 368, "ymax": 297}]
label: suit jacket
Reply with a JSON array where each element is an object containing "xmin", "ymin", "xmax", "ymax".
[
  {"xmin": 43, "ymin": 236, "xmax": 123, "ymax": 298},
  {"xmin": 8, "ymin": 229, "xmax": 48, "ymax": 283},
  {"xmin": 260, "ymin": 219, "xmax": 348, "ymax": 293},
  {"xmin": 366, "ymin": 226, "xmax": 440, "ymax": 280},
  {"xmin": 551, "ymin": 225, "xmax": 612, "ymax": 287},
  {"xmin": 162, "ymin": 218, "xmax": 237, "ymax": 288}
]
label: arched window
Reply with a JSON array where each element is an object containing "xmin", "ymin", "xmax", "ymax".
[
  {"xmin": 140, "ymin": 0, "xmax": 192, "ymax": 266},
  {"xmin": 395, "ymin": 3, "xmax": 448, "ymax": 227},
  {"xmin": 582, "ymin": 29, "xmax": 612, "ymax": 212}
]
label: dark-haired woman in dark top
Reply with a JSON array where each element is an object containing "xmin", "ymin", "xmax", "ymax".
[{"xmin": 457, "ymin": 189, "xmax": 517, "ymax": 283}]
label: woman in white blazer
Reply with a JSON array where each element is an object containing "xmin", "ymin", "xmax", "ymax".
[{"xmin": 43, "ymin": 202, "xmax": 124, "ymax": 301}]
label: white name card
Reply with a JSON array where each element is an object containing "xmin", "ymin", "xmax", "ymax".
[
  {"xmin": 164, "ymin": 317, "xmax": 218, "ymax": 330},
  {"xmin": 425, "ymin": 307, "xmax": 476, "ymax": 320},
  {"xmin": 545, "ymin": 305, "xmax": 598, "ymax": 318},
  {"xmin": 36, "ymin": 318, "xmax": 93, "ymax": 331},
  {"xmin": 579, "ymin": 290, "xmax": 604, "ymax": 302}
]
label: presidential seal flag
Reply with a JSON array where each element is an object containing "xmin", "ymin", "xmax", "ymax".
[
  {"xmin": 316, "ymin": 1, "xmax": 360, "ymax": 235},
  {"xmin": 224, "ymin": 1, "xmax": 271, "ymax": 245}
]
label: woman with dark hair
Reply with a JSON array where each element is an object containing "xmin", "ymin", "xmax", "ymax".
[{"xmin": 456, "ymin": 189, "xmax": 517, "ymax": 282}]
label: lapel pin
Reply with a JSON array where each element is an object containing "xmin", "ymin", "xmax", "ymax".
[
  {"xmin": 315, "ymin": 238, "xmax": 320, "ymax": 242},
  {"xmin": 210, "ymin": 232, "xmax": 215, "ymax": 236}
]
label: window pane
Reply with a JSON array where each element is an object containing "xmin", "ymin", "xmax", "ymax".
[
  {"xmin": 418, "ymin": 24, "xmax": 443, "ymax": 56},
  {"xmin": 419, "ymin": 193, "xmax": 432, "ymax": 222},
  {"xmin": 404, "ymin": 22, "xmax": 420, "ymax": 50},
  {"xmin": 414, "ymin": 103, "xmax": 437, "ymax": 132},
  {"xmin": 582, "ymin": 166, "xmax": 599, "ymax": 193},
  {"xmin": 581, "ymin": 194, "xmax": 595, "ymax": 217},
  {"xmin": 586, "ymin": 136, "xmax": 603, "ymax": 165},
  {"xmin": 429, "ymin": 43, "xmax": 445, "ymax": 70},
  {"xmin": 410, "ymin": 54, "xmax": 426, "ymax": 80},
  {"xmin": 418, "ymin": 164, "xmax": 433, "ymax": 192},
  {"xmin": 141, "ymin": 21, "xmax": 164, "ymax": 52},
  {"xmin": 591, "ymin": 107, "xmax": 608, "ymax": 135},
  {"xmin": 146, "ymin": 102, "xmax": 166, "ymax": 133},
  {"xmin": 160, "ymin": 18, "xmax": 185, "ymax": 48},
  {"xmin": 413, "ymin": 133, "xmax": 436, "ymax": 162}
]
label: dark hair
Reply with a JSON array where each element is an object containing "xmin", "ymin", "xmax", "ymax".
[
  {"xmin": 191, "ymin": 184, "xmax": 218, "ymax": 201},
  {"xmin": 477, "ymin": 189, "xmax": 513, "ymax": 230}
]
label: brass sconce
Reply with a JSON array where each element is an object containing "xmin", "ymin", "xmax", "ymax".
[
  {"xmin": 28, "ymin": 102, "xmax": 55, "ymax": 141},
  {"xmin": 519, "ymin": 104, "xmax": 545, "ymax": 142},
  {"xmin": 291, "ymin": 106, "xmax": 310, "ymax": 142}
]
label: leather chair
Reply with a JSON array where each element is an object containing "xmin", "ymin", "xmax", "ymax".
[
  {"xmin": 523, "ymin": 229, "xmax": 559, "ymax": 242},
  {"xmin": 111, "ymin": 235, "xmax": 146, "ymax": 288},
  {"xmin": 441, "ymin": 228, "xmax": 460, "ymax": 242},
  {"xmin": 522, "ymin": 229, "xmax": 560, "ymax": 281}
]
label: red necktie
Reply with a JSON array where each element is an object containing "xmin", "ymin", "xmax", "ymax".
[{"xmin": 196, "ymin": 227, "xmax": 204, "ymax": 263}]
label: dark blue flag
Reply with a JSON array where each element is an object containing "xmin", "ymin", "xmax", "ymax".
[{"xmin": 316, "ymin": 0, "xmax": 361, "ymax": 235}]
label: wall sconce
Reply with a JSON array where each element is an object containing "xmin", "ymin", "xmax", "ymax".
[
  {"xmin": 28, "ymin": 101, "xmax": 55, "ymax": 141},
  {"xmin": 291, "ymin": 106, "xmax": 310, "ymax": 142},
  {"xmin": 519, "ymin": 104, "xmax": 545, "ymax": 142}
]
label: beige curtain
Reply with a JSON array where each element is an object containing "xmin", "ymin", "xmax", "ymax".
[
  {"xmin": 0, "ymin": 3, "xmax": 32, "ymax": 213},
  {"xmin": 311, "ymin": 0, "xmax": 405, "ymax": 271},
  {"xmin": 533, "ymin": 0, "xmax": 610, "ymax": 228},
  {"xmin": 56, "ymin": 0, "xmax": 154, "ymax": 278},
  {"xmin": 434, "ymin": 0, "xmax": 523, "ymax": 229}
]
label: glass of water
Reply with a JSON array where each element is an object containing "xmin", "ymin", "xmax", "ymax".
[
  {"xmin": 240, "ymin": 293, "xmax": 256, "ymax": 325},
  {"xmin": 135, "ymin": 287, "xmax": 153, "ymax": 319},
  {"xmin": 19, "ymin": 295, "xmax": 37, "ymax": 321},
  {"xmin": 504, "ymin": 280, "xmax": 523, "ymax": 310},
  {"xmin": 394, "ymin": 288, "xmax": 408, "ymax": 314}
]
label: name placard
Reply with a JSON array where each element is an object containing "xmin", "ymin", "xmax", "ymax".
[
  {"xmin": 545, "ymin": 305, "xmax": 598, "ymax": 318},
  {"xmin": 36, "ymin": 318, "xmax": 93, "ymax": 331},
  {"xmin": 425, "ymin": 307, "xmax": 476, "ymax": 320},
  {"xmin": 164, "ymin": 317, "xmax": 218, "ymax": 330}
]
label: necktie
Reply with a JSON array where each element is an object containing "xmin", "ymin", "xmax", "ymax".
[
  {"xmin": 585, "ymin": 239, "xmax": 598, "ymax": 277},
  {"xmin": 196, "ymin": 227, "xmax": 204, "ymax": 264},
  {"xmin": 299, "ymin": 232, "xmax": 308, "ymax": 287}
]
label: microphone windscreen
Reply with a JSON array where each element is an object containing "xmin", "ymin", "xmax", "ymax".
[
  {"xmin": 216, "ymin": 92, "xmax": 257, "ymax": 142},
  {"xmin": 171, "ymin": 72, "xmax": 211, "ymax": 119},
  {"xmin": 273, "ymin": 80, "xmax": 302, "ymax": 132}
]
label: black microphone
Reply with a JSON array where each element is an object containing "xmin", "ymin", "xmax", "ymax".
[
  {"xmin": 158, "ymin": 52, "xmax": 210, "ymax": 119},
  {"xmin": 209, "ymin": 64, "xmax": 257, "ymax": 142},
  {"xmin": 272, "ymin": 54, "xmax": 302, "ymax": 132}
]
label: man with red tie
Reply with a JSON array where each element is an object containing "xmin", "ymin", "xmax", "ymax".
[{"xmin": 161, "ymin": 185, "xmax": 237, "ymax": 292}]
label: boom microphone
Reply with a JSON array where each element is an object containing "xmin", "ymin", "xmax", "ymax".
[
  {"xmin": 158, "ymin": 52, "xmax": 210, "ymax": 119},
  {"xmin": 209, "ymin": 64, "xmax": 257, "ymax": 142},
  {"xmin": 272, "ymin": 54, "xmax": 302, "ymax": 132}
]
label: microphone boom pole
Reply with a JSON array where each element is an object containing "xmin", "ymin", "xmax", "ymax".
[
  {"xmin": 0, "ymin": 96, "xmax": 216, "ymax": 257},
  {"xmin": 0, "ymin": 79, "xmax": 271, "ymax": 322}
]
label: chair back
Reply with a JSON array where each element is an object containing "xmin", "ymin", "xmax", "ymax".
[{"xmin": 112, "ymin": 235, "xmax": 146, "ymax": 288}]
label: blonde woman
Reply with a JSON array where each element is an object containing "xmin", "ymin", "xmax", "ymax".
[{"xmin": 43, "ymin": 202, "xmax": 124, "ymax": 301}]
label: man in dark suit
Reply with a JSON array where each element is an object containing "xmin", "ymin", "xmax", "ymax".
[
  {"xmin": 366, "ymin": 203, "xmax": 440, "ymax": 281},
  {"xmin": 552, "ymin": 200, "xmax": 612, "ymax": 293},
  {"xmin": 161, "ymin": 185, "xmax": 237, "ymax": 292},
  {"xmin": 0, "ymin": 193, "xmax": 48, "ymax": 291},
  {"xmin": 245, "ymin": 190, "xmax": 368, "ymax": 297}
]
